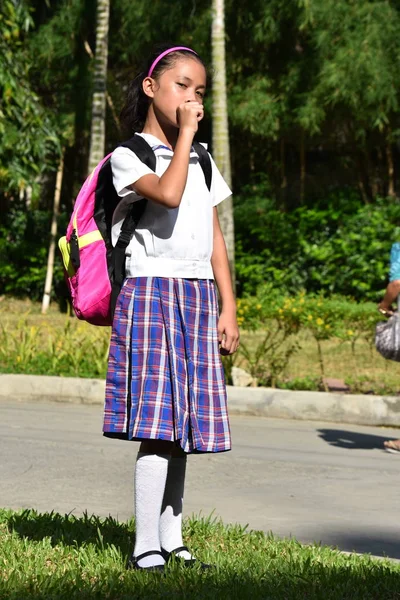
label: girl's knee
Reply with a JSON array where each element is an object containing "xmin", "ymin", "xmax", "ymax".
[
  {"xmin": 139, "ymin": 439, "xmax": 174, "ymax": 455},
  {"xmin": 171, "ymin": 444, "xmax": 186, "ymax": 458}
]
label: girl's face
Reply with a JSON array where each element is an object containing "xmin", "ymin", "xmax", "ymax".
[{"xmin": 144, "ymin": 57, "xmax": 207, "ymax": 128}]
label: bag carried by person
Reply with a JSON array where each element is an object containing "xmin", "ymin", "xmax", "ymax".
[
  {"xmin": 375, "ymin": 312, "xmax": 400, "ymax": 362},
  {"xmin": 58, "ymin": 135, "xmax": 212, "ymax": 326}
]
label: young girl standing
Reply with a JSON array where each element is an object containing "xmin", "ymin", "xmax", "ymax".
[{"xmin": 103, "ymin": 45, "xmax": 239, "ymax": 572}]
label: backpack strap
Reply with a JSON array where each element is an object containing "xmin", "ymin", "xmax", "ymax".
[
  {"xmin": 120, "ymin": 134, "xmax": 157, "ymax": 170},
  {"xmin": 110, "ymin": 135, "xmax": 156, "ymax": 319},
  {"xmin": 193, "ymin": 141, "xmax": 212, "ymax": 191}
]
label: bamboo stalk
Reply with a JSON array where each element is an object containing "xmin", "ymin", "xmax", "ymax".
[
  {"xmin": 87, "ymin": 0, "xmax": 110, "ymax": 174},
  {"xmin": 84, "ymin": 39, "xmax": 120, "ymax": 134},
  {"xmin": 41, "ymin": 152, "xmax": 64, "ymax": 314},
  {"xmin": 212, "ymin": 0, "xmax": 235, "ymax": 289}
]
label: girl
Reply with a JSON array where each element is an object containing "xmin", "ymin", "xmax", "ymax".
[{"xmin": 103, "ymin": 44, "xmax": 239, "ymax": 571}]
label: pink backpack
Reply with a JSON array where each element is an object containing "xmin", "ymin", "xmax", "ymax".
[
  {"xmin": 58, "ymin": 135, "xmax": 212, "ymax": 326},
  {"xmin": 58, "ymin": 136, "xmax": 155, "ymax": 326}
]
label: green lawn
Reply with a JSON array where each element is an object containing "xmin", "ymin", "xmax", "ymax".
[
  {"xmin": 1, "ymin": 509, "xmax": 399, "ymax": 600},
  {"xmin": 238, "ymin": 328, "xmax": 400, "ymax": 394}
]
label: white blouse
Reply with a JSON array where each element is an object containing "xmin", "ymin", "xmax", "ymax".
[{"xmin": 110, "ymin": 132, "xmax": 232, "ymax": 280}]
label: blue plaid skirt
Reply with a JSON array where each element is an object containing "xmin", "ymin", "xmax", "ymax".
[{"xmin": 103, "ymin": 277, "xmax": 231, "ymax": 453}]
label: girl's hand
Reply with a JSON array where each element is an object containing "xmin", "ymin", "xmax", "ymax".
[
  {"xmin": 177, "ymin": 101, "xmax": 204, "ymax": 133},
  {"xmin": 218, "ymin": 310, "xmax": 240, "ymax": 355}
]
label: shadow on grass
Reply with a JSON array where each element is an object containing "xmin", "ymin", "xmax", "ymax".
[
  {"xmin": 317, "ymin": 428, "xmax": 399, "ymax": 450},
  {"xmin": 1, "ymin": 556, "xmax": 400, "ymax": 600},
  {"xmin": 7, "ymin": 509, "xmax": 134, "ymax": 555},
  {"xmin": 2, "ymin": 510, "xmax": 400, "ymax": 599}
]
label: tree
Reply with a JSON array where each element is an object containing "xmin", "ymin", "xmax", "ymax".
[
  {"xmin": 87, "ymin": 0, "xmax": 110, "ymax": 173},
  {"xmin": 0, "ymin": 0, "xmax": 59, "ymax": 208},
  {"xmin": 296, "ymin": 0, "xmax": 400, "ymax": 200},
  {"xmin": 211, "ymin": 0, "xmax": 235, "ymax": 287}
]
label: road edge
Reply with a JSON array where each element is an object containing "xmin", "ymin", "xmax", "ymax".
[{"xmin": 2, "ymin": 373, "xmax": 400, "ymax": 427}]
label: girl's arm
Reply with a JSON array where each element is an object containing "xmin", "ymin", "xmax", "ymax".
[
  {"xmin": 211, "ymin": 207, "xmax": 240, "ymax": 354},
  {"xmin": 132, "ymin": 102, "xmax": 203, "ymax": 209}
]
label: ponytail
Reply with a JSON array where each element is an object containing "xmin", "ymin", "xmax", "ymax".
[{"xmin": 120, "ymin": 71, "xmax": 148, "ymax": 135}]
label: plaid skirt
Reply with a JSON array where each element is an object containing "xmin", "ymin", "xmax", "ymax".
[{"xmin": 103, "ymin": 277, "xmax": 231, "ymax": 453}]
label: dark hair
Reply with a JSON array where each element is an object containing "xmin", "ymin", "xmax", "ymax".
[{"xmin": 120, "ymin": 43, "xmax": 206, "ymax": 135}]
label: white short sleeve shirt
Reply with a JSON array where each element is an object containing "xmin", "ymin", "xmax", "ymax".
[{"xmin": 110, "ymin": 132, "xmax": 232, "ymax": 279}]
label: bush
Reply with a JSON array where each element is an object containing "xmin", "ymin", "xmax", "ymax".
[
  {"xmin": 235, "ymin": 185, "xmax": 400, "ymax": 301},
  {"xmin": 0, "ymin": 293, "xmax": 394, "ymax": 395},
  {"xmin": 0, "ymin": 204, "xmax": 66, "ymax": 300},
  {"xmin": 234, "ymin": 291, "xmax": 382, "ymax": 388},
  {"xmin": 2, "ymin": 186, "xmax": 398, "ymax": 305},
  {"xmin": 0, "ymin": 318, "xmax": 109, "ymax": 378}
]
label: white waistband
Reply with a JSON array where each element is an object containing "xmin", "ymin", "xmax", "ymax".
[{"xmin": 125, "ymin": 256, "xmax": 214, "ymax": 280}]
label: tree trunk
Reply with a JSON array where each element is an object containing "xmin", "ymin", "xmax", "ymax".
[
  {"xmin": 357, "ymin": 150, "xmax": 371, "ymax": 204},
  {"xmin": 41, "ymin": 153, "xmax": 64, "ymax": 314},
  {"xmin": 280, "ymin": 138, "xmax": 287, "ymax": 210},
  {"xmin": 386, "ymin": 128, "xmax": 395, "ymax": 198},
  {"xmin": 87, "ymin": 0, "xmax": 110, "ymax": 174},
  {"xmin": 84, "ymin": 40, "xmax": 121, "ymax": 135},
  {"xmin": 280, "ymin": 138, "xmax": 287, "ymax": 191},
  {"xmin": 211, "ymin": 0, "xmax": 235, "ymax": 290},
  {"xmin": 299, "ymin": 130, "xmax": 305, "ymax": 204},
  {"xmin": 377, "ymin": 146, "xmax": 385, "ymax": 196}
]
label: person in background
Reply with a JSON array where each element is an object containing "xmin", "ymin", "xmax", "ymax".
[{"xmin": 378, "ymin": 243, "xmax": 400, "ymax": 453}]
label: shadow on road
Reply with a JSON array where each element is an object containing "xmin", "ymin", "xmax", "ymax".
[
  {"xmin": 317, "ymin": 428, "xmax": 399, "ymax": 450},
  {"xmin": 304, "ymin": 528, "xmax": 400, "ymax": 560}
]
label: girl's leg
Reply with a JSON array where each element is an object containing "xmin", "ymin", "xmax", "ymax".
[
  {"xmin": 133, "ymin": 439, "xmax": 173, "ymax": 567},
  {"xmin": 159, "ymin": 444, "xmax": 193, "ymax": 560}
]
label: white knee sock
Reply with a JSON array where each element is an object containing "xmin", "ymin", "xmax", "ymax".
[
  {"xmin": 133, "ymin": 452, "xmax": 170, "ymax": 567},
  {"xmin": 159, "ymin": 455, "xmax": 193, "ymax": 560}
]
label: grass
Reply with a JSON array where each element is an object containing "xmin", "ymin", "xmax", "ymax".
[
  {"xmin": 0, "ymin": 298, "xmax": 109, "ymax": 379},
  {"xmin": 1, "ymin": 509, "xmax": 400, "ymax": 600},
  {"xmin": 236, "ymin": 329, "xmax": 400, "ymax": 395},
  {"xmin": 2, "ymin": 297, "xmax": 400, "ymax": 394}
]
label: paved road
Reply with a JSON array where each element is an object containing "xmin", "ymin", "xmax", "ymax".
[{"xmin": 1, "ymin": 400, "xmax": 400, "ymax": 558}]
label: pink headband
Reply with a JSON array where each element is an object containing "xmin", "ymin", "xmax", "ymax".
[{"xmin": 148, "ymin": 46, "xmax": 198, "ymax": 77}]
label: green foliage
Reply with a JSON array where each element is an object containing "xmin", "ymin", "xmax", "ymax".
[
  {"xmin": 0, "ymin": 318, "xmax": 109, "ymax": 378},
  {"xmin": 239, "ymin": 330, "xmax": 300, "ymax": 387},
  {"xmin": 4, "ymin": 0, "xmax": 400, "ymax": 304},
  {"xmin": 235, "ymin": 186, "xmax": 400, "ymax": 300},
  {"xmin": 277, "ymin": 375, "xmax": 320, "ymax": 391},
  {"xmin": 299, "ymin": 0, "xmax": 400, "ymax": 133},
  {"xmin": 0, "ymin": 292, "xmax": 388, "ymax": 396},
  {"xmin": 230, "ymin": 77, "xmax": 282, "ymax": 139},
  {"xmin": 0, "ymin": 205, "xmax": 66, "ymax": 299},
  {"xmin": 0, "ymin": 0, "xmax": 60, "ymax": 194},
  {"xmin": 344, "ymin": 375, "xmax": 398, "ymax": 397},
  {"xmin": 233, "ymin": 291, "xmax": 383, "ymax": 389}
]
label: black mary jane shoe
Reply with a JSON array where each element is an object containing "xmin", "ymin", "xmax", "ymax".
[
  {"xmin": 126, "ymin": 550, "xmax": 165, "ymax": 572},
  {"xmin": 161, "ymin": 545, "xmax": 212, "ymax": 570}
]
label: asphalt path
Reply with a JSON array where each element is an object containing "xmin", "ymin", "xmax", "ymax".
[{"xmin": 1, "ymin": 399, "xmax": 400, "ymax": 558}]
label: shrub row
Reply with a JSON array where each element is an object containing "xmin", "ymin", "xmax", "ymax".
[
  {"xmin": 223, "ymin": 290, "xmax": 383, "ymax": 389},
  {"xmin": 235, "ymin": 186, "xmax": 400, "ymax": 300},
  {"xmin": 1, "ymin": 191, "xmax": 399, "ymax": 302},
  {"xmin": 0, "ymin": 292, "xmax": 389, "ymax": 394}
]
